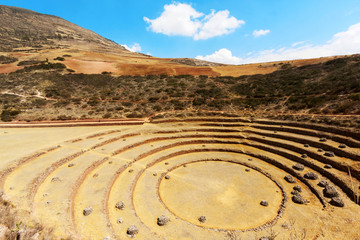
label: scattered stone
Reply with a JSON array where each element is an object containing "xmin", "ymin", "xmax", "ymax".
[
  {"xmin": 153, "ymin": 173, "xmax": 157, "ymax": 176},
  {"xmin": 317, "ymin": 148, "xmax": 324, "ymax": 152},
  {"xmin": 324, "ymin": 164, "xmax": 333, "ymax": 169},
  {"xmin": 102, "ymin": 237, "xmax": 110, "ymax": 240},
  {"xmin": 301, "ymin": 154, "xmax": 308, "ymax": 158},
  {"xmin": 292, "ymin": 163, "xmax": 305, "ymax": 171},
  {"xmin": 165, "ymin": 175, "xmax": 170, "ymax": 180},
  {"xmin": 338, "ymin": 144, "xmax": 347, "ymax": 149},
  {"xmin": 128, "ymin": 169, "xmax": 133, "ymax": 173},
  {"xmin": 9, "ymin": 187, "xmax": 13, "ymax": 190},
  {"xmin": 93, "ymin": 173, "xmax": 99, "ymax": 178},
  {"xmin": 330, "ymin": 197, "xmax": 345, "ymax": 207},
  {"xmin": 43, "ymin": 193, "xmax": 48, "ymax": 197},
  {"xmin": 292, "ymin": 194, "xmax": 308, "ymax": 204},
  {"xmin": 51, "ymin": 177, "xmax": 61, "ymax": 182},
  {"xmin": 318, "ymin": 180, "xmax": 329, "ymax": 187},
  {"xmin": 324, "ymin": 151, "xmax": 335, "ymax": 157},
  {"xmin": 291, "ymin": 190, "xmax": 301, "ymax": 195},
  {"xmin": 127, "ymin": 225, "xmax": 139, "ymax": 237},
  {"xmin": 117, "ymin": 217, "xmax": 123, "ymax": 224},
  {"xmin": 68, "ymin": 163, "xmax": 75, "ymax": 167},
  {"xmin": 46, "ymin": 201, "xmax": 51, "ymax": 205},
  {"xmin": 183, "ymin": 164, "xmax": 187, "ymax": 167},
  {"xmin": 248, "ymin": 158, "xmax": 253, "ymax": 161},
  {"xmin": 165, "ymin": 162, "xmax": 169, "ymax": 165},
  {"xmin": 157, "ymin": 215, "xmax": 169, "ymax": 226},
  {"xmin": 323, "ymin": 185, "xmax": 339, "ymax": 198},
  {"xmin": 319, "ymin": 138, "xmax": 327, "ymax": 142},
  {"xmin": 284, "ymin": 175, "xmax": 297, "ymax": 183},
  {"xmin": 259, "ymin": 237, "xmax": 270, "ymax": 240},
  {"xmin": 260, "ymin": 200, "xmax": 269, "ymax": 206},
  {"xmin": 115, "ymin": 201, "xmax": 125, "ymax": 210},
  {"xmin": 83, "ymin": 207, "xmax": 93, "ymax": 216},
  {"xmin": 293, "ymin": 185, "xmax": 302, "ymax": 192},
  {"xmin": 198, "ymin": 216, "xmax": 206, "ymax": 223},
  {"xmin": 245, "ymin": 168, "xmax": 250, "ymax": 172},
  {"xmin": 304, "ymin": 172, "xmax": 318, "ymax": 180},
  {"xmin": 108, "ymin": 161, "xmax": 113, "ymax": 164},
  {"xmin": 304, "ymin": 144, "xmax": 310, "ymax": 148}
]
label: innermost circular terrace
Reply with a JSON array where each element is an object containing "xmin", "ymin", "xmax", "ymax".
[{"xmin": 159, "ymin": 160, "xmax": 284, "ymax": 230}]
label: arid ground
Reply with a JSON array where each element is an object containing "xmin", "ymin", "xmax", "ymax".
[{"xmin": 0, "ymin": 117, "xmax": 359, "ymax": 239}]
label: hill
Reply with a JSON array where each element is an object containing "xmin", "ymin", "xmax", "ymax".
[
  {"xmin": 0, "ymin": 5, "xmax": 342, "ymax": 77},
  {"xmin": 0, "ymin": 5, "xmax": 359, "ymax": 126}
]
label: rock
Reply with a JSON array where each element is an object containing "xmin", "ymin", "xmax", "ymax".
[
  {"xmin": 245, "ymin": 168, "xmax": 250, "ymax": 172},
  {"xmin": 304, "ymin": 144, "xmax": 310, "ymax": 147},
  {"xmin": 338, "ymin": 144, "xmax": 347, "ymax": 149},
  {"xmin": 304, "ymin": 172, "xmax": 318, "ymax": 180},
  {"xmin": 292, "ymin": 194, "xmax": 308, "ymax": 204},
  {"xmin": 319, "ymin": 138, "xmax": 327, "ymax": 142},
  {"xmin": 198, "ymin": 216, "xmax": 206, "ymax": 223},
  {"xmin": 157, "ymin": 215, "xmax": 169, "ymax": 226},
  {"xmin": 93, "ymin": 173, "xmax": 99, "ymax": 178},
  {"xmin": 259, "ymin": 237, "xmax": 270, "ymax": 240},
  {"xmin": 51, "ymin": 177, "xmax": 61, "ymax": 182},
  {"xmin": 165, "ymin": 162, "xmax": 169, "ymax": 165},
  {"xmin": 165, "ymin": 175, "xmax": 170, "ymax": 180},
  {"xmin": 284, "ymin": 175, "xmax": 297, "ymax": 183},
  {"xmin": 292, "ymin": 163, "xmax": 305, "ymax": 171},
  {"xmin": 324, "ymin": 151, "xmax": 335, "ymax": 157},
  {"xmin": 318, "ymin": 180, "xmax": 329, "ymax": 187},
  {"xmin": 68, "ymin": 163, "xmax": 74, "ymax": 167},
  {"xmin": 102, "ymin": 237, "xmax": 110, "ymax": 240},
  {"xmin": 0, "ymin": 225, "xmax": 10, "ymax": 240},
  {"xmin": 128, "ymin": 169, "xmax": 133, "ymax": 173},
  {"xmin": 330, "ymin": 197, "xmax": 344, "ymax": 207},
  {"xmin": 260, "ymin": 200, "xmax": 269, "ymax": 206},
  {"xmin": 317, "ymin": 148, "xmax": 324, "ymax": 152},
  {"xmin": 291, "ymin": 190, "xmax": 301, "ymax": 195},
  {"xmin": 324, "ymin": 164, "xmax": 333, "ymax": 169},
  {"xmin": 301, "ymin": 154, "xmax": 308, "ymax": 158},
  {"xmin": 153, "ymin": 173, "xmax": 157, "ymax": 176},
  {"xmin": 108, "ymin": 161, "xmax": 113, "ymax": 164},
  {"xmin": 183, "ymin": 164, "xmax": 187, "ymax": 167},
  {"xmin": 115, "ymin": 201, "xmax": 125, "ymax": 210},
  {"xmin": 323, "ymin": 185, "xmax": 339, "ymax": 198},
  {"xmin": 117, "ymin": 217, "xmax": 123, "ymax": 224},
  {"xmin": 83, "ymin": 207, "xmax": 93, "ymax": 216},
  {"xmin": 127, "ymin": 225, "xmax": 139, "ymax": 237},
  {"xmin": 248, "ymin": 158, "xmax": 253, "ymax": 161},
  {"xmin": 293, "ymin": 185, "xmax": 302, "ymax": 192}
]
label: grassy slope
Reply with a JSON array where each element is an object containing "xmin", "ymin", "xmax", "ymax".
[{"xmin": 0, "ymin": 55, "xmax": 359, "ymax": 126}]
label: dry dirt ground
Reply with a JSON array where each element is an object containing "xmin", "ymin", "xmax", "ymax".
[
  {"xmin": 0, "ymin": 47, "xmax": 339, "ymax": 76},
  {"xmin": 0, "ymin": 118, "xmax": 359, "ymax": 240}
]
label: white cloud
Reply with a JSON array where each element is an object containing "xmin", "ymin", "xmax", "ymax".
[
  {"xmin": 196, "ymin": 48, "xmax": 243, "ymax": 64},
  {"xmin": 144, "ymin": 3, "xmax": 203, "ymax": 37},
  {"xmin": 123, "ymin": 43, "xmax": 142, "ymax": 52},
  {"xmin": 144, "ymin": 2, "xmax": 244, "ymax": 40},
  {"xmin": 253, "ymin": 29, "xmax": 270, "ymax": 37},
  {"xmin": 196, "ymin": 22, "xmax": 360, "ymax": 64},
  {"xmin": 194, "ymin": 10, "xmax": 244, "ymax": 40}
]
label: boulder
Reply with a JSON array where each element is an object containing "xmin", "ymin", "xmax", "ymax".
[
  {"xmin": 127, "ymin": 225, "xmax": 139, "ymax": 237},
  {"xmin": 83, "ymin": 206, "xmax": 93, "ymax": 216},
  {"xmin": 284, "ymin": 175, "xmax": 297, "ymax": 183},
  {"xmin": 157, "ymin": 215, "xmax": 169, "ymax": 226},
  {"xmin": 304, "ymin": 172, "xmax": 318, "ymax": 180}
]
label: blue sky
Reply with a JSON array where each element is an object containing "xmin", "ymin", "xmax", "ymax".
[{"xmin": 1, "ymin": 0, "xmax": 360, "ymax": 64}]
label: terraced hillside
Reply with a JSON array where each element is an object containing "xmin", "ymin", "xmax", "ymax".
[{"xmin": 0, "ymin": 117, "xmax": 359, "ymax": 239}]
